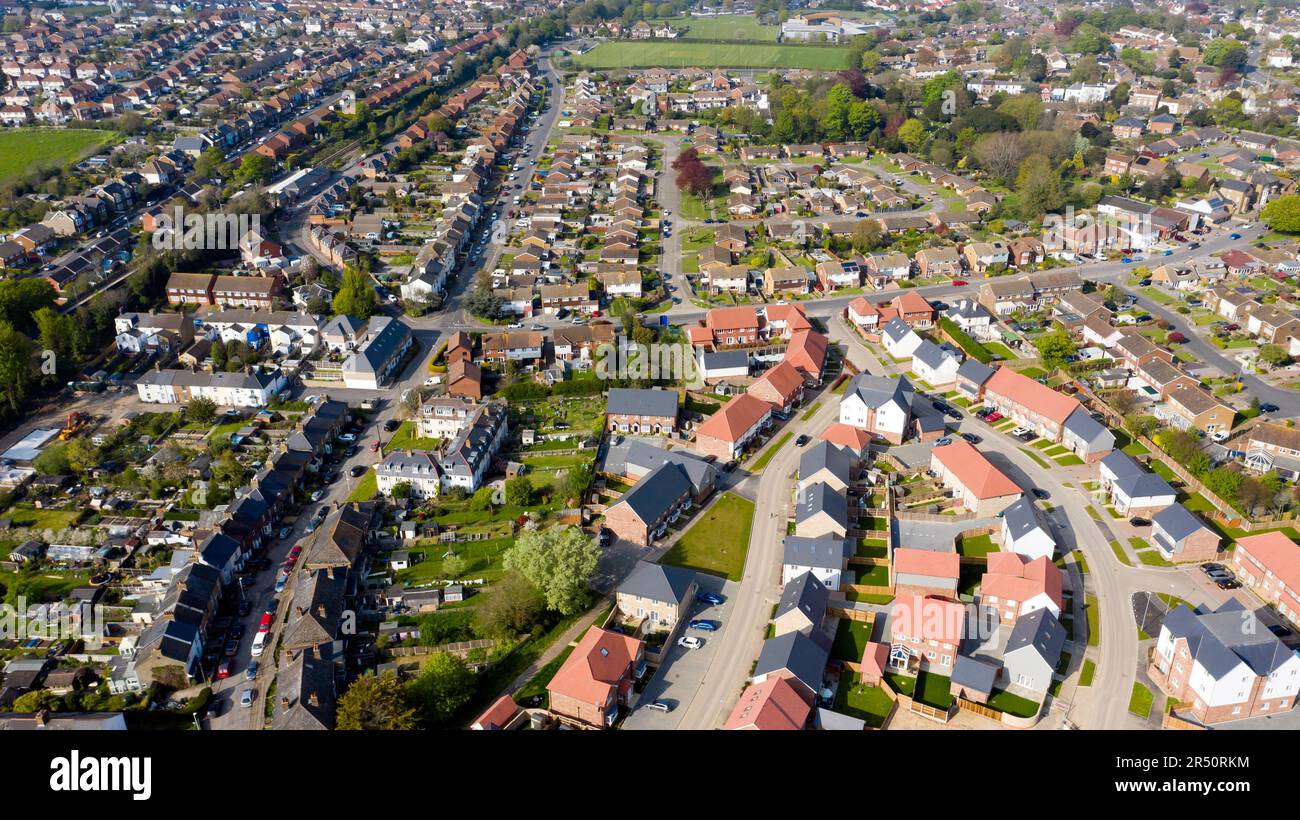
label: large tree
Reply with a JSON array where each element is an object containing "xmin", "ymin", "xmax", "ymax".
[
  {"xmin": 473, "ymin": 571, "xmax": 545, "ymax": 638},
  {"xmin": 1015, "ymin": 153, "xmax": 1065, "ymax": 219},
  {"xmin": 336, "ymin": 671, "xmax": 419, "ymax": 730},
  {"xmin": 1262, "ymin": 195, "xmax": 1300, "ymax": 234},
  {"xmin": 406, "ymin": 652, "xmax": 475, "ymax": 727},
  {"xmin": 503, "ymin": 526, "xmax": 599, "ymax": 616},
  {"xmin": 332, "ymin": 266, "xmax": 378, "ymax": 320}
]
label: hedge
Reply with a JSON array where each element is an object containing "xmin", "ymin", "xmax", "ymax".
[{"xmin": 939, "ymin": 317, "xmax": 993, "ymax": 364}]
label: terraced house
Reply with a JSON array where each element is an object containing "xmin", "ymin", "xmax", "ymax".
[{"xmin": 606, "ymin": 387, "xmax": 678, "ymax": 435}]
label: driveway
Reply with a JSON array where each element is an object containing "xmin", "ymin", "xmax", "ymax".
[{"xmin": 622, "ymin": 578, "xmax": 738, "ymax": 730}]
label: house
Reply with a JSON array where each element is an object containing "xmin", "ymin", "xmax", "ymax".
[
  {"xmin": 797, "ymin": 441, "xmax": 853, "ymax": 493},
  {"xmin": 604, "ymin": 441, "xmax": 718, "ymax": 505},
  {"xmin": 773, "ymin": 571, "xmax": 829, "ymax": 637},
  {"xmin": 930, "ymin": 440, "xmax": 1022, "ymax": 516},
  {"xmin": 693, "ymin": 393, "xmax": 771, "ymax": 461},
  {"xmin": 910, "ymin": 340, "xmax": 961, "ymax": 387},
  {"xmin": 1245, "ymin": 422, "xmax": 1300, "ymax": 479},
  {"xmin": 980, "ymin": 552, "xmax": 1063, "ymax": 624},
  {"xmin": 341, "ymin": 317, "xmax": 413, "ymax": 390},
  {"xmin": 752, "ymin": 628, "xmax": 831, "ymax": 700},
  {"xmin": 1001, "ymin": 608, "xmax": 1066, "ymax": 695},
  {"xmin": 1162, "ymin": 379, "xmax": 1236, "ymax": 434},
  {"xmin": 723, "ymin": 676, "xmax": 812, "ymax": 730},
  {"xmin": 1149, "ymin": 600, "xmax": 1300, "ymax": 725},
  {"xmin": 763, "ymin": 267, "xmax": 810, "ymax": 297},
  {"xmin": 546, "ymin": 627, "xmax": 646, "ymax": 729},
  {"xmin": 891, "ymin": 290, "xmax": 937, "ymax": 328},
  {"xmin": 783, "ymin": 330, "xmax": 827, "ymax": 384},
  {"xmin": 950, "ymin": 655, "xmax": 1000, "ymax": 704},
  {"xmin": 747, "ymin": 361, "xmax": 805, "ymax": 413},
  {"xmin": 892, "ymin": 548, "xmax": 959, "ymax": 598},
  {"xmin": 471, "ymin": 695, "xmax": 524, "ymax": 730},
  {"xmin": 980, "ymin": 367, "xmax": 1114, "ymax": 462},
  {"xmin": 446, "ymin": 360, "xmax": 483, "ymax": 401},
  {"xmin": 794, "ymin": 482, "xmax": 848, "ymax": 540},
  {"xmin": 943, "ymin": 299, "xmax": 995, "ymax": 341},
  {"xmin": 705, "ymin": 306, "xmax": 762, "ymax": 347},
  {"xmin": 999, "ymin": 495, "xmax": 1057, "ymax": 560},
  {"xmin": 881, "ymin": 317, "xmax": 923, "ymax": 359},
  {"xmin": 375, "ymin": 450, "xmax": 442, "ymax": 499},
  {"xmin": 889, "ymin": 594, "xmax": 964, "ymax": 673},
  {"xmin": 697, "ymin": 349, "xmax": 750, "ymax": 384},
  {"xmin": 782, "ymin": 537, "xmax": 851, "ymax": 591},
  {"xmin": 603, "ymin": 462, "xmax": 695, "ymax": 547},
  {"xmin": 606, "ymin": 387, "xmax": 678, "ymax": 435},
  {"xmin": 615, "ymin": 560, "xmax": 698, "ymax": 632},
  {"xmin": 1097, "ymin": 452, "xmax": 1175, "ymax": 514},
  {"xmin": 915, "ymin": 246, "xmax": 962, "ymax": 278},
  {"xmin": 1150, "ymin": 503, "xmax": 1220, "ymax": 563},
  {"xmin": 837, "ymin": 372, "xmax": 942, "ymax": 444},
  {"xmin": 1233, "ymin": 532, "xmax": 1300, "ymax": 625}
]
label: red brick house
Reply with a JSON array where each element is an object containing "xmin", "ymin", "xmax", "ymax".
[
  {"xmin": 546, "ymin": 627, "xmax": 646, "ymax": 728},
  {"xmin": 694, "ymin": 393, "xmax": 772, "ymax": 461},
  {"xmin": 746, "ymin": 361, "xmax": 805, "ymax": 413}
]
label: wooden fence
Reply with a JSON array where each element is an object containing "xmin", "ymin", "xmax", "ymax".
[
  {"xmin": 956, "ymin": 696, "xmax": 1001, "ymax": 722},
  {"xmin": 841, "ymin": 582, "xmax": 893, "ymax": 597}
]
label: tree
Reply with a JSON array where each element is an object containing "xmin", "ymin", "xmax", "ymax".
[
  {"xmin": 235, "ymin": 153, "xmax": 274, "ymax": 185},
  {"xmin": 504, "ymin": 475, "xmax": 534, "ymax": 507},
  {"xmin": 336, "ymin": 671, "xmax": 419, "ymax": 730},
  {"xmin": 850, "ymin": 219, "xmax": 884, "ymax": 253},
  {"xmin": 473, "ymin": 571, "xmax": 545, "ymax": 638},
  {"xmin": 332, "ymin": 266, "xmax": 378, "ymax": 320},
  {"xmin": 470, "ymin": 486, "xmax": 496, "ymax": 511},
  {"xmin": 1202, "ymin": 38, "xmax": 1248, "ymax": 70},
  {"xmin": 503, "ymin": 526, "xmax": 599, "ymax": 616},
  {"xmin": 562, "ymin": 461, "xmax": 593, "ymax": 503},
  {"xmin": 1259, "ymin": 344, "xmax": 1290, "ymax": 368},
  {"xmin": 390, "ymin": 481, "xmax": 412, "ymax": 500},
  {"xmin": 1015, "ymin": 153, "xmax": 1065, "ymax": 218},
  {"xmin": 0, "ymin": 321, "xmax": 34, "ymax": 416},
  {"xmin": 188, "ymin": 396, "xmax": 218, "ymax": 425},
  {"xmin": 996, "ymin": 94, "xmax": 1044, "ymax": 130},
  {"xmin": 897, "ymin": 118, "xmax": 927, "ymax": 153},
  {"xmin": 34, "ymin": 443, "xmax": 70, "ymax": 476},
  {"xmin": 464, "ymin": 284, "xmax": 503, "ymax": 319},
  {"xmin": 674, "ymin": 152, "xmax": 713, "ymax": 198},
  {"xmin": 1034, "ymin": 330, "xmax": 1076, "ymax": 369},
  {"xmin": 1262, "ymin": 195, "xmax": 1300, "ymax": 234},
  {"xmin": 406, "ymin": 652, "xmax": 475, "ymax": 726},
  {"xmin": 973, "ymin": 132, "xmax": 1027, "ymax": 185}
]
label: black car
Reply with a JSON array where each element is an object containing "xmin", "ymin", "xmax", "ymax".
[
  {"xmin": 238, "ymin": 600, "xmax": 252, "ymax": 617},
  {"xmin": 1268, "ymin": 624, "xmax": 1293, "ymax": 638},
  {"xmin": 795, "ymin": 434, "xmax": 810, "ymax": 447},
  {"xmin": 1215, "ymin": 579, "xmax": 1241, "ymax": 590},
  {"xmin": 383, "ymin": 419, "xmax": 400, "ymax": 433},
  {"xmin": 350, "ymin": 464, "xmax": 367, "ymax": 477},
  {"xmin": 1129, "ymin": 517, "xmax": 1150, "ymax": 527},
  {"xmin": 1260, "ymin": 403, "xmax": 1280, "ymax": 413},
  {"xmin": 723, "ymin": 460, "xmax": 738, "ymax": 473},
  {"xmin": 975, "ymin": 407, "xmax": 992, "ymax": 419},
  {"xmin": 1201, "ymin": 563, "xmax": 1225, "ymax": 575},
  {"xmin": 946, "ymin": 408, "xmax": 962, "ymax": 420},
  {"xmin": 1032, "ymin": 488, "xmax": 1050, "ymax": 500},
  {"xmin": 229, "ymin": 624, "xmax": 245, "ymax": 641},
  {"xmin": 960, "ymin": 432, "xmax": 981, "ymax": 444},
  {"xmin": 223, "ymin": 640, "xmax": 239, "ymax": 657},
  {"xmin": 1017, "ymin": 431, "xmax": 1036, "ymax": 442}
]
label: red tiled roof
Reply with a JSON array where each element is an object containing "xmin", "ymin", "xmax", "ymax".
[
  {"xmin": 891, "ymin": 594, "xmax": 965, "ymax": 645},
  {"xmin": 848, "ymin": 296, "xmax": 880, "ymax": 318},
  {"xmin": 471, "ymin": 695, "xmax": 521, "ymax": 730},
  {"xmin": 706, "ymin": 305, "xmax": 760, "ymax": 332},
  {"xmin": 981, "ymin": 553, "xmax": 1063, "ymax": 611},
  {"xmin": 820, "ymin": 423, "xmax": 872, "ymax": 452},
  {"xmin": 891, "ymin": 289, "xmax": 934, "ymax": 315},
  {"xmin": 697, "ymin": 393, "xmax": 770, "ymax": 443},
  {"xmin": 767, "ymin": 302, "xmax": 813, "ymax": 332},
  {"xmin": 984, "ymin": 366, "xmax": 1080, "ymax": 425},
  {"xmin": 1237, "ymin": 531, "xmax": 1300, "ymax": 595},
  {"xmin": 546, "ymin": 627, "xmax": 643, "ymax": 707},
  {"xmin": 893, "ymin": 547, "xmax": 960, "ymax": 580},
  {"xmin": 932, "ymin": 440, "xmax": 1021, "ymax": 499},
  {"xmin": 723, "ymin": 676, "xmax": 811, "ymax": 730},
  {"xmin": 749, "ymin": 360, "xmax": 804, "ymax": 401},
  {"xmin": 784, "ymin": 329, "xmax": 827, "ymax": 377}
]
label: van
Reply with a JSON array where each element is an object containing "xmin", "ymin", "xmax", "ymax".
[{"xmin": 251, "ymin": 631, "xmax": 268, "ymax": 657}]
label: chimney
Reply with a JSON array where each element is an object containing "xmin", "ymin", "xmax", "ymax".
[{"xmin": 307, "ymin": 692, "xmax": 319, "ymax": 707}]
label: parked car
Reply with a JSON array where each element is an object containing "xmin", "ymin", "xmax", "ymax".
[
  {"xmin": 984, "ymin": 411, "xmax": 1003, "ymax": 423},
  {"xmin": 960, "ymin": 432, "xmax": 981, "ymax": 444},
  {"xmin": 1261, "ymin": 403, "xmax": 1280, "ymax": 413},
  {"xmin": 1200, "ymin": 563, "xmax": 1225, "ymax": 575},
  {"xmin": 1229, "ymin": 232, "xmax": 1241, "ymax": 240},
  {"xmin": 216, "ymin": 658, "xmax": 232, "ymax": 679},
  {"xmin": 310, "ymin": 489, "xmax": 325, "ymax": 502},
  {"xmin": 935, "ymin": 437, "xmax": 952, "ymax": 446},
  {"xmin": 240, "ymin": 688, "xmax": 255, "ymax": 708},
  {"xmin": 1215, "ymin": 578, "xmax": 1241, "ymax": 590},
  {"xmin": 223, "ymin": 640, "xmax": 238, "ymax": 657},
  {"xmin": 952, "ymin": 280, "xmax": 968, "ymax": 287},
  {"xmin": 795, "ymin": 434, "xmax": 810, "ymax": 447},
  {"xmin": 688, "ymin": 619, "xmax": 720, "ymax": 632},
  {"xmin": 646, "ymin": 700, "xmax": 673, "ymax": 712},
  {"xmin": 338, "ymin": 433, "xmax": 356, "ymax": 443},
  {"xmin": 350, "ymin": 464, "xmax": 367, "ymax": 477},
  {"xmin": 1032, "ymin": 488, "xmax": 1050, "ymax": 500},
  {"xmin": 238, "ymin": 600, "xmax": 252, "ymax": 617},
  {"xmin": 383, "ymin": 419, "xmax": 400, "ymax": 433},
  {"xmin": 245, "ymin": 661, "xmax": 259, "ymax": 681},
  {"xmin": 1129, "ymin": 517, "xmax": 1150, "ymax": 527},
  {"xmin": 697, "ymin": 591, "xmax": 725, "ymax": 606},
  {"xmin": 677, "ymin": 636, "xmax": 704, "ymax": 649},
  {"xmin": 278, "ymin": 526, "xmax": 292, "ymax": 540},
  {"xmin": 1210, "ymin": 431, "xmax": 1229, "ymax": 443}
]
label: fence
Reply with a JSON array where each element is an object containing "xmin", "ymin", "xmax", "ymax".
[
  {"xmin": 841, "ymin": 582, "xmax": 893, "ymax": 598},
  {"xmin": 1161, "ymin": 710, "xmax": 1206, "ymax": 731},
  {"xmin": 895, "ymin": 510, "xmax": 978, "ymax": 522},
  {"xmin": 385, "ymin": 638, "xmax": 498, "ymax": 659},
  {"xmin": 955, "ymin": 696, "xmax": 1001, "ymax": 722}
]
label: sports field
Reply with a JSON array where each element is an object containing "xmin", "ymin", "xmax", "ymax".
[
  {"xmin": 663, "ymin": 14, "xmax": 779, "ymax": 41},
  {"xmin": 574, "ymin": 41, "xmax": 852, "ymax": 70},
  {"xmin": 0, "ymin": 128, "xmax": 116, "ymax": 184}
]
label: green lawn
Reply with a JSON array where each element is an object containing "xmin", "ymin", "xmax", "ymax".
[
  {"xmin": 1079, "ymin": 659, "xmax": 1096, "ymax": 687},
  {"xmin": 346, "ymin": 470, "xmax": 378, "ymax": 502},
  {"xmin": 574, "ymin": 41, "xmax": 853, "ymax": 70},
  {"xmin": 6, "ymin": 506, "xmax": 84, "ymax": 530},
  {"xmin": 833, "ymin": 682, "xmax": 894, "ymax": 727},
  {"xmin": 1108, "ymin": 540, "xmax": 1133, "ymax": 566},
  {"xmin": 660, "ymin": 492, "xmax": 754, "ymax": 580},
  {"xmin": 665, "ymin": 14, "xmax": 779, "ymax": 41},
  {"xmin": 0, "ymin": 128, "xmax": 115, "ymax": 184},
  {"xmin": 386, "ymin": 420, "xmax": 440, "ymax": 451},
  {"xmin": 958, "ymin": 533, "xmax": 997, "ymax": 557},
  {"xmin": 830, "ymin": 617, "xmax": 875, "ymax": 663},
  {"xmin": 855, "ymin": 563, "xmax": 890, "ymax": 586},
  {"xmin": 1128, "ymin": 682, "xmax": 1155, "ymax": 719},
  {"xmin": 1086, "ymin": 593, "xmax": 1099, "ymax": 647},
  {"xmin": 885, "ymin": 671, "xmax": 952, "ymax": 710},
  {"xmin": 1135, "ymin": 549, "xmax": 1174, "ymax": 567},
  {"xmin": 749, "ymin": 432, "xmax": 791, "ymax": 472},
  {"xmin": 800, "ymin": 402, "xmax": 823, "ymax": 421},
  {"xmin": 986, "ymin": 688, "xmax": 1041, "ymax": 718}
]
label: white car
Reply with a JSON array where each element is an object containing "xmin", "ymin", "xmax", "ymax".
[
  {"xmin": 424, "ymin": 376, "xmax": 443, "ymax": 387},
  {"xmin": 1210, "ymin": 431, "xmax": 1229, "ymax": 443},
  {"xmin": 677, "ymin": 636, "xmax": 703, "ymax": 650},
  {"xmin": 338, "ymin": 433, "xmax": 357, "ymax": 443},
  {"xmin": 1010, "ymin": 426, "xmax": 1032, "ymax": 437}
]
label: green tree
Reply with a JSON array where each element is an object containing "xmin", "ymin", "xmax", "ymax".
[
  {"xmin": 235, "ymin": 153, "xmax": 275, "ymax": 185},
  {"xmin": 188, "ymin": 396, "xmax": 218, "ymax": 425},
  {"xmin": 0, "ymin": 321, "xmax": 34, "ymax": 416},
  {"xmin": 473, "ymin": 571, "xmax": 545, "ymax": 638},
  {"xmin": 1015, "ymin": 153, "xmax": 1065, "ymax": 218},
  {"xmin": 406, "ymin": 652, "xmax": 475, "ymax": 726},
  {"xmin": 1262, "ymin": 195, "xmax": 1300, "ymax": 234},
  {"xmin": 1034, "ymin": 330, "xmax": 1077, "ymax": 369},
  {"xmin": 897, "ymin": 118, "xmax": 927, "ymax": 153},
  {"xmin": 332, "ymin": 266, "xmax": 378, "ymax": 320},
  {"xmin": 336, "ymin": 671, "xmax": 419, "ymax": 730},
  {"xmin": 504, "ymin": 476, "xmax": 534, "ymax": 507},
  {"xmin": 503, "ymin": 526, "xmax": 599, "ymax": 616}
]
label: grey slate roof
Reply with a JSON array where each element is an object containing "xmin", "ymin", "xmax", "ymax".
[
  {"xmin": 754, "ymin": 628, "xmax": 832, "ymax": 694},
  {"xmin": 607, "ymin": 387, "xmax": 679, "ymax": 420},
  {"xmin": 1152, "ymin": 502, "xmax": 1209, "ymax": 547},
  {"xmin": 618, "ymin": 560, "xmax": 696, "ymax": 605},
  {"xmin": 844, "ymin": 372, "xmax": 915, "ymax": 412},
  {"xmin": 782, "ymin": 537, "xmax": 851, "ymax": 570},
  {"xmin": 951, "ymin": 654, "xmax": 999, "ymax": 695},
  {"xmin": 1100, "ymin": 450, "xmax": 1145, "ymax": 480},
  {"xmin": 1162, "ymin": 599, "xmax": 1296, "ymax": 679},
  {"xmin": 796, "ymin": 482, "xmax": 848, "ymax": 530},
  {"xmin": 882, "ymin": 316, "xmax": 913, "ymax": 344},
  {"xmin": 1005, "ymin": 608, "xmax": 1067, "ymax": 666},
  {"xmin": 1063, "ymin": 407, "xmax": 1115, "ymax": 450},
  {"xmin": 611, "ymin": 462, "xmax": 692, "ymax": 526},
  {"xmin": 912, "ymin": 339, "xmax": 958, "ymax": 370},
  {"xmin": 1001, "ymin": 495, "xmax": 1053, "ymax": 546},
  {"xmin": 956, "ymin": 358, "xmax": 994, "ymax": 385},
  {"xmin": 1114, "ymin": 471, "xmax": 1175, "ymax": 502},
  {"xmin": 701, "ymin": 349, "xmax": 749, "ymax": 370},
  {"xmin": 799, "ymin": 440, "xmax": 852, "ymax": 486},
  {"xmin": 775, "ymin": 570, "xmax": 829, "ymax": 628},
  {"xmin": 612, "ymin": 440, "xmax": 717, "ymax": 497}
]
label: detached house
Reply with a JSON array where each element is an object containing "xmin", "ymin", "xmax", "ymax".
[{"xmin": 547, "ymin": 627, "xmax": 646, "ymax": 729}]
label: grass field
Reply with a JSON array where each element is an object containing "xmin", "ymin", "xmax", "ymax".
[
  {"xmin": 574, "ymin": 41, "xmax": 852, "ymax": 70},
  {"xmin": 664, "ymin": 14, "xmax": 779, "ymax": 41},
  {"xmin": 660, "ymin": 492, "xmax": 754, "ymax": 580},
  {"xmin": 0, "ymin": 128, "xmax": 115, "ymax": 184}
]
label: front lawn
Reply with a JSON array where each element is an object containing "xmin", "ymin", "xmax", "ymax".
[
  {"xmin": 660, "ymin": 492, "xmax": 754, "ymax": 581},
  {"xmin": 346, "ymin": 470, "xmax": 378, "ymax": 502},
  {"xmin": 1128, "ymin": 682, "xmax": 1155, "ymax": 719},
  {"xmin": 958, "ymin": 533, "xmax": 997, "ymax": 557},
  {"xmin": 1079, "ymin": 659, "xmax": 1096, "ymax": 687},
  {"xmin": 1085, "ymin": 593, "xmax": 1099, "ymax": 647},
  {"xmin": 387, "ymin": 420, "xmax": 441, "ymax": 451},
  {"xmin": 986, "ymin": 688, "xmax": 1041, "ymax": 718},
  {"xmin": 749, "ymin": 432, "xmax": 791, "ymax": 471},
  {"xmin": 830, "ymin": 617, "xmax": 875, "ymax": 663}
]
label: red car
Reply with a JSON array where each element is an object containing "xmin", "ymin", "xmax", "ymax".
[
  {"xmin": 952, "ymin": 280, "xmax": 968, "ymax": 287},
  {"xmin": 370, "ymin": 440, "xmax": 380, "ymax": 452},
  {"xmin": 985, "ymin": 411, "xmax": 1003, "ymax": 423},
  {"xmin": 288, "ymin": 545, "xmax": 302, "ymax": 558},
  {"xmin": 216, "ymin": 658, "xmax": 232, "ymax": 679},
  {"xmin": 259, "ymin": 613, "xmax": 273, "ymax": 632}
]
